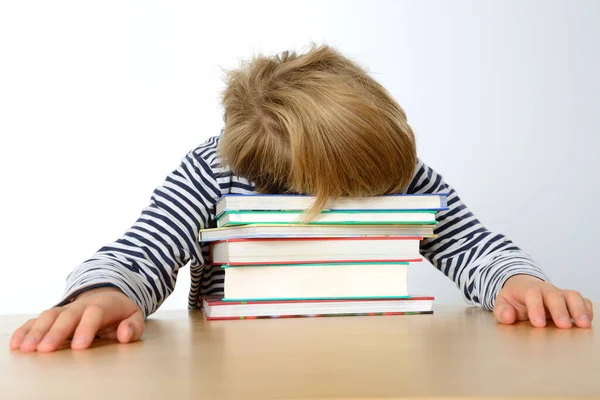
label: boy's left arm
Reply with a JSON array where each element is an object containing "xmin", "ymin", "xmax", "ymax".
[{"xmin": 410, "ymin": 160, "xmax": 593, "ymax": 328}]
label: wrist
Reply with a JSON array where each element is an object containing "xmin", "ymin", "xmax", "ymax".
[
  {"xmin": 503, "ymin": 273, "xmax": 545, "ymax": 288},
  {"xmin": 68, "ymin": 285, "xmax": 123, "ymax": 303}
]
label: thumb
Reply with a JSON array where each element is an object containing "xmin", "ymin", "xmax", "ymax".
[
  {"xmin": 494, "ymin": 296, "xmax": 517, "ymax": 325},
  {"xmin": 116, "ymin": 310, "xmax": 144, "ymax": 344}
]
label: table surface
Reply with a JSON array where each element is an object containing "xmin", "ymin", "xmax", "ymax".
[{"xmin": 1, "ymin": 305, "xmax": 599, "ymax": 400}]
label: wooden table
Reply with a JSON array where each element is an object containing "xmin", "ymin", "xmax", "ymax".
[{"xmin": 1, "ymin": 305, "xmax": 599, "ymax": 399}]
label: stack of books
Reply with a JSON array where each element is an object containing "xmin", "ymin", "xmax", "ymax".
[{"xmin": 199, "ymin": 194, "xmax": 447, "ymax": 320}]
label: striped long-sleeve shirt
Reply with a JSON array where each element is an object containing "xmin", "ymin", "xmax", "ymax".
[{"xmin": 60, "ymin": 135, "xmax": 549, "ymax": 317}]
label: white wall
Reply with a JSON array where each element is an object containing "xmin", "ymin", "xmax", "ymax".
[{"xmin": 0, "ymin": 0, "xmax": 598, "ymax": 314}]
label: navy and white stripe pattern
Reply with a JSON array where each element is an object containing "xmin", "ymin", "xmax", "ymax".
[{"xmin": 61, "ymin": 135, "xmax": 549, "ymax": 317}]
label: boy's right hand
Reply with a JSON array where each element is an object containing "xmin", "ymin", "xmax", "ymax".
[{"xmin": 9, "ymin": 287, "xmax": 144, "ymax": 353}]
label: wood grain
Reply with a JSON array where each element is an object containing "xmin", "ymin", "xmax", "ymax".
[{"xmin": 1, "ymin": 305, "xmax": 598, "ymax": 399}]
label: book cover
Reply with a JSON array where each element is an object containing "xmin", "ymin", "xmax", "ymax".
[
  {"xmin": 209, "ymin": 236, "xmax": 423, "ymax": 266},
  {"xmin": 203, "ymin": 295, "xmax": 435, "ymax": 306},
  {"xmin": 202, "ymin": 295, "xmax": 435, "ymax": 320},
  {"xmin": 203, "ymin": 311, "xmax": 434, "ymax": 321},
  {"xmin": 198, "ymin": 224, "xmax": 437, "ymax": 242},
  {"xmin": 215, "ymin": 193, "xmax": 449, "ymax": 217},
  {"xmin": 216, "ymin": 210, "xmax": 438, "ymax": 227}
]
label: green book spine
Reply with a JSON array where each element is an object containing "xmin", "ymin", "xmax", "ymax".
[{"xmin": 221, "ymin": 221, "xmax": 438, "ymax": 226}]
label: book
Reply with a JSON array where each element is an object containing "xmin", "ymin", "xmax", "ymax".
[
  {"xmin": 216, "ymin": 210, "xmax": 437, "ymax": 228},
  {"xmin": 202, "ymin": 295, "xmax": 435, "ymax": 320},
  {"xmin": 215, "ymin": 193, "xmax": 448, "ymax": 216},
  {"xmin": 221, "ymin": 262, "xmax": 410, "ymax": 301},
  {"xmin": 210, "ymin": 237, "xmax": 423, "ymax": 265},
  {"xmin": 199, "ymin": 224, "xmax": 436, "ymax": 242}
]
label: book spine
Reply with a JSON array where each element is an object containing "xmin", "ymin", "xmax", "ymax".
[
  {"xmin": 216, "ymin": 257, "xmax": 423, "ymax": 266},
  {"xmin": 204, "ymin": 311, "xmax": 434, "ymax": 321}
]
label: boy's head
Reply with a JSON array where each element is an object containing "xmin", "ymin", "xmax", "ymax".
[{"xmin": 219, "ymin": 45, "xmax": 416, "ymax": 214}]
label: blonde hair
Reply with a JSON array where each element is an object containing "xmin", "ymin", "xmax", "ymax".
[{"xmin": 219, "ymin": 44, "xmax": 416, "ymax": 218}]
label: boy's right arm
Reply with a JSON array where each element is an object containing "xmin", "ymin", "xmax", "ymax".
[
  {"xmin": 10, "ymin": 138, "xmax": 223, "ymax": 352},
  {"xmin": 10, "ymin": 287, "xmax": 144, "ymax": 352}
]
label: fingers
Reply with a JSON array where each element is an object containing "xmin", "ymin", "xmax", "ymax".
[
  {"xmin": 584, "ymin": 298, "xmax": 594, "ymax": 321},
  {"xmin": 493, "ymin": 296, "xmax": 518, "ymax": 325},
  {"xmin": 96, "ymin": 324, "xmax": 119, "ymax": 340},
  {"xmin": 524, "ymin": 287, "xmax": 547, "ymax": 328},
  {"xmin": 543, "ymin": 289, "xmax": 572, "ymax": 329},
  {"xmin": 9, "ymin": 319, "xmax": 35, "ymax": 350},
  {"xmin": 116, "ymin": 310, "xmax": 144, "ymax": 344},
  {"xmin": 11, "ymin": 288, "xmax": 144, "ymax": 353},
  {"xmin": 563, "ymin": 290, "xmax": 591, "ymax": 328},
  {"xmin": 71, "ymin": 306, "xmax": 106, "ymax": 350},
  {"xmin": 18, "ymin": 308, "xmax": 62, "ymax": 352},
  {"xmin": 37, "ymin": 307, "xmax": 84, "ymax": 352}
]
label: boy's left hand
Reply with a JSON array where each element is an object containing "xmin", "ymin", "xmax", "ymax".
[{"xmin": 494, "ymin": 274, "xmax": 593, "ymax": 328}]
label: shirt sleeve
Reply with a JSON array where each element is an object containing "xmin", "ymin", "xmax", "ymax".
[
  {"xmin": 58, "ymin": 139, "xmax": 222, "ymax": 318},
  {"xmin": 409, "ymin": 160, "xmax": 550, "ymax": 310}
]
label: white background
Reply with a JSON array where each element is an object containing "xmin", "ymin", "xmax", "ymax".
[{"xmin": 1, "ymin": 0, "xmax": 598, "ymax": 315}]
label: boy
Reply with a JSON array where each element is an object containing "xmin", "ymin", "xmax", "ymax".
[{"xmin": 10, "ymin": 45, "xmax": 593, "ymax": 353}]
